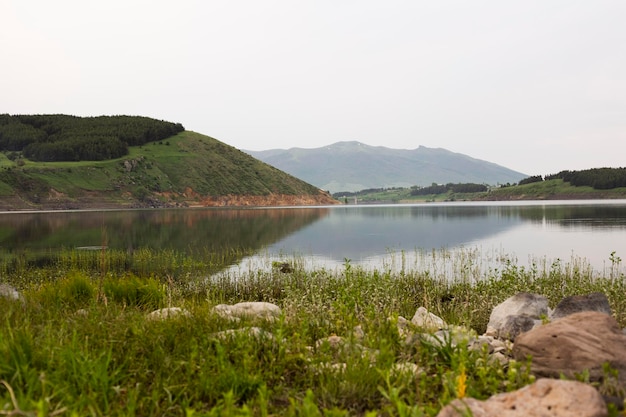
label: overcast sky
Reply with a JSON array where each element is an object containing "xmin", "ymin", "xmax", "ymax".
[{"xmin": 2, "ymin": 1, "xmax": 625, "ymax": 176}]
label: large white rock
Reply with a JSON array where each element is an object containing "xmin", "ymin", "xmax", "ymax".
[
  {"xmin": 411, "ymin": 306, "xmax": 446, "ymax": 331},
  {"xmin": 486, "ymin": 292, "xmax": 549, "ymax": 337},
  {"xmin": 213, "ymin": 301, "xmax": 282, "ymax": 321},
  {"xmin": 0, "ymin": 283, "xmax": 21, "ymax": 300}
]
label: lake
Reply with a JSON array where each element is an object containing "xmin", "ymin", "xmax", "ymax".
[{"xmin": 1, "ymin": 200, "xmax": 625, "ymax": 277}]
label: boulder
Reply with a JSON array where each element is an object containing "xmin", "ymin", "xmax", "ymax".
[
  {"xmin": 213, "ymin": 301, "xmax": 281, "ymax": 321},
  {"xmin": 411, "ymin": 306, "xmax": 446, "ymax": 331},
  {"xmin": 394, "ymin": 315, "xmax": 413, "ymax": 339},
  {"xmin": 499, "ymin": 314, "xmax": 542, "ymax": 341},
  {"xmin": 0, "ymin": 283, "xmax": 20, "ymax": 301},
  {"xmin": 486, "ymin": 293, "xmax": 549, "ymax": 337},
  {"xmin": 550, "ymin": 292, "xmax": 611, "ymax": 320},
  {"xmin": 513, "ymin": 311, "xmax": 626, "ymax": 385},
  {"xmin": 437, "ymin": 378, "xmax": 607, "ymax": 417}
]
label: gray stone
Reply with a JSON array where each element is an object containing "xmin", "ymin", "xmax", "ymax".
[
  {"xmin": 437, "ymin": 378, "xmax": 607, "ymax": 417},
  {"xmin": 411, "ymin": 306, "xmax": 446, "ymax": 331},
  {"xmin": 394, "ymin": 315, "xmax": 414, "ymax": 340},
  {"xmin": 498, "ymin": 314, "xmax": 542, "ymax": 341},
  {"xmin": 551, "ymin": 292, "xmax": 611, "ymax": 320},
  {"xmin": 213, "ymin": 301, "xmax": 281, "ymax": 321},
  {"xmin": 486, "ymin": 293, "xmax": 549, "ymax": 337},
  {"xmin": 0, "ymin": 283, "xmax": 20, "ymax": 300}
]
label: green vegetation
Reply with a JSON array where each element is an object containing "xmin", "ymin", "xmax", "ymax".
[
  {"xmin": 335, "ymin": 176, "xmax": 626, "ymax": 204},
  {"xmin": 0, "ymin": 129, "xmax": 331, "ymax": 209},
  {"xmin": 547, "ymin": 168, "xmax": 626, "ymax": 190},
  {"xmin": 0, "ymin": 248, "xmax": 624, "ymax": 415},
  {"xmin": 410, "ymin": 183, "xmax": 489, "ymax": 196},
  {"xmin": 0, "ymin": 114, "xmax": 184, "ymax": 161}
]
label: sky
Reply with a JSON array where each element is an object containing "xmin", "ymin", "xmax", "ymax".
[{"xmin": 1, "ymin": 1, "xmax": 625, "ymax": 176}]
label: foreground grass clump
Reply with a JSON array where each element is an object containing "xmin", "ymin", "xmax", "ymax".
[{"xmin": 0, "ymin": 250, "xmax": 624, "ymax": 416}]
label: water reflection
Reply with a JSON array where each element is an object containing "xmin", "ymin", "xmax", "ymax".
[
  {"xmin": 0, "ymin": 208, "xmax": 330, "ymax": 269},
  {"xmin": 267, "ymin": 205, "xmax": 526, "ymax": 261},
  {"xmin": 1, "ymin": 200, "xmax": 625, "ymax": 274},
  {"xmin": 235, "ymin": 201, "xmax": 626, "ymax": 274}
]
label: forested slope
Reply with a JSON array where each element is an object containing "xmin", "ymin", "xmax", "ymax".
[
  {"xmin": 0, "ymin": 115, "xmax": 336, "ymax": 210},
  {"xmin": 0, "ymin": 114, "xmax": 184, "ymax": 161}
]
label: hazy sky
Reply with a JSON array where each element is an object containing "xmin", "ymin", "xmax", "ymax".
[{"xmin": 2, "ymin": 1, "xmax": 625, "ymax": 176}]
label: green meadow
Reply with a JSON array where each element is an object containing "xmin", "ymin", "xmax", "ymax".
[
  {"xmin": 338, "ymin": 179, "xmax": 626, "ymax": 203},
  {"xmin": 1, "ymin": 248, "xmax": 625, "ymax": 416}
]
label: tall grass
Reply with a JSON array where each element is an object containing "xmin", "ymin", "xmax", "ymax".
[{"xmin": 0, "ymin": 248, "xmax": 624, "ymax": 416}]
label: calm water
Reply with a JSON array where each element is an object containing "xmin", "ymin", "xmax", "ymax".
[{"xmin": 1, "ymin": 200, "xmax": 625, "ymax": 276}]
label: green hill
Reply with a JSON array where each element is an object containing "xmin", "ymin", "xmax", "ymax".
[
  {"xmin": 0, "ymin": 115, "xmax": 336, "ymax": 210},
  {"xmin": 340, "ymin": 178, "xmax": 626, "ymax": 203}
]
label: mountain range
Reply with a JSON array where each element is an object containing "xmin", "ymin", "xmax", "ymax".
[{"xmin": 245, "ymin": 141, "xmax": 528, "ymax": 193}]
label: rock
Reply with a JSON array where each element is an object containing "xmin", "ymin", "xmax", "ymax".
[
  {"xmin": 213, "ymin": 302, "xmax": 282, "ymax": 321},
  {"xmin": 412, "ymin": 306, "xmax": 446, "ymax": 331},
  {"xmin": 551, "ymin": 292, "xmax": 611, "ymax": 320},
  {"xmin": 315, "ymin": 335, "xmax": 346, "ymax": 350},
  {"xmin": 486, "ymin": 293, "xmax": 549, "ymax": 337},
  {"xmin": 418, "ymin": 325, "xmax": 477, "ymax": 349},
  {"xmin": 513, "ymin": 311, "xmax": 626, "ymax": 385},
  {"xmin": 394, "ymin": 315, "xmax": 413, "ymax": 339},
  {"xmin": 498, "ymin": 314, "xmax": 542, "ymax": 341},
  {"xmin": 147, "ymin": 307, "xmax": 190, "ymax": 320},
  {"xmin": 489, "ymin": 351, "xmax": 510, "ymax": 367},
  {"xmin": 469, "ymin": 336, "xmax": 495, "ymax": 354},
  {"xmin": 437, "ymin": 378, "xmax": 607, "ymax": 417},
  {"xmin": 0, "ymin": 283, "xmax": 21, "ymax": 300}
]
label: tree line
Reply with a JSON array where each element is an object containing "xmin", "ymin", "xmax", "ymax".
[
  {"xmin": 333, "ymin": 183, "xmax": 489, "ymax": 198},
  {"xmin": 0, "ymin": 114, "xmax": 184, "ymax": 162},
  {"xmin": 410, "ymin": 182, "xmax": 488, "ymax": 196},
  {"xmin": 544, "ymin": 168, "xmax": 626, "ymax": 190},
  {"xmin": 333, "ymin": 187, "xmax": 405, "ymax": 198}
]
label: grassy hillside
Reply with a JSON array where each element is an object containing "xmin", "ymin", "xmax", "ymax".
[
  {"xmin": 483, "ymin": 178, "xmax": 626, "ymax": 200},
  {"xmin": 0, "ymin": 131, "xmax": 336, "ymax": 210},
  {"xmin": 338, "ymin": 179, "xmax": 626, "ymax": 204}
]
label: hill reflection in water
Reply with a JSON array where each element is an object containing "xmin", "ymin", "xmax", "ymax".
[
  {"xmin": 230, "ymin": 201, "xmax": 626, "ymax": 275},
  {"xmin": 1, "ymin": 200, "xmax": 626, "ymax": 275},
  {"xmin": 0, "ymin": 208, "xmax": 330, "ymax": 271}
]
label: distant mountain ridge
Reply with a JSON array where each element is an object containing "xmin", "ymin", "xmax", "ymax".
[{"xmin": 245, "ymin": 141, "xmax": 527, "ymax": 193}]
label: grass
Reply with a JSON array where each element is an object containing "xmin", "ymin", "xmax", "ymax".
[
  {"xmin": 0, "ymin": 131, "xmax": 330, "ymax": 207},
  {"xmin": 0, "ymin": 248, "xmax": 625, "ymax": 416},
  {"xmin": 341, "ymin": 179, "xmax": 626, "ymax": 203}
]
